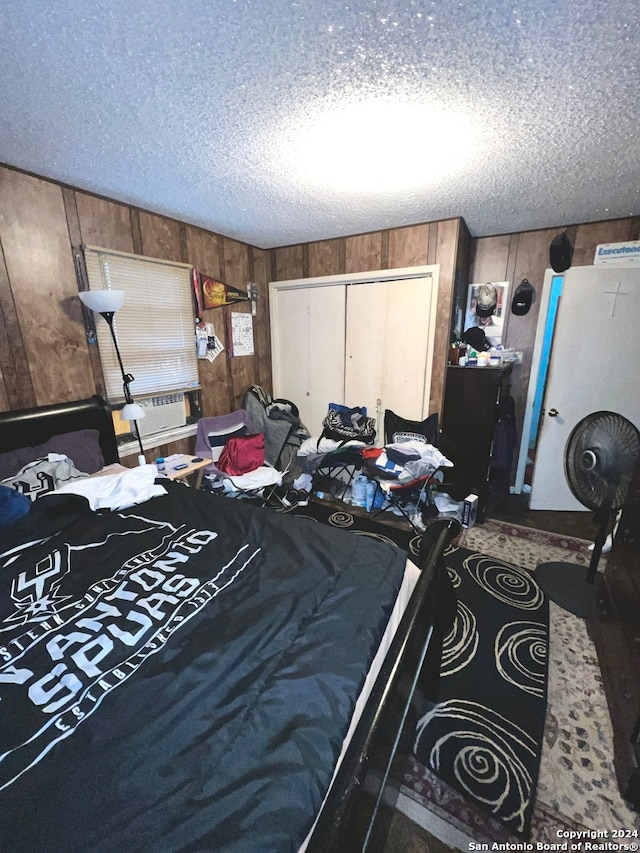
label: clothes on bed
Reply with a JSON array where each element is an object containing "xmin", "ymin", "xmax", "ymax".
[
  {"xmin": 54, "ymin": 463, "xmax": 167, "ymax": 510},
  {"xmin": 0, "ymin": 481, "xmax": 406, "ymax": 853},
  {"xmin": 1, "ymin": 453, "xmax": 88, "ymax": 501}
]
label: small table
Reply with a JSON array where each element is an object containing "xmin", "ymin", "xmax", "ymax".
[{"xmin": 162, "ymin": 454, "xmax": 210, "ymax": 489}]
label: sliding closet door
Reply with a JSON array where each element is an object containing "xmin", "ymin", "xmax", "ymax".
[
  {"xmin": 270, "ymin": 266, "xmax": 438, "ymax": 439},
  {"xmin": 270, "ymin": 283, "xmax": 346, "ymax": 433},
  {"xmin": 345, "ymin": 275, "xmax": 436, "ymax": 427}
]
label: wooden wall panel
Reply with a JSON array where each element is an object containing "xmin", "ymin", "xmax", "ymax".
[
  {"xmin": 429, "ymin": 219, "xmax": 460, "ymax": 416},
  {"xmin": 0, "ymin": 228, "xmax": 35, "ymax": 410},
  {"xmin": 387, "ymin": 223, "xmax": 430, "ymax": 269},
  {"xmin": 222, "ymin": 237, "xmax": 250, "ymax": 290},
  {"xmin": 185, "ymin": 225, "xmax": 223, "ymax": 278},
  {"xmin": 184, "ymin": 225, "xmax": 229, "ymax": 416},
  {"xmin": 0, "ymin": 169, "xmax": 94, "ymax": 407},
  {"xmin": 222, "ymin": 237, "xmax": 255, "ymax": 407},
  {"xmin": 75, "ymin": 193, "xmax": 135, "ymax": 253},
  {"xmin": 308, "ymin": 239, "xmax": 343, "ymax": 278},
  {"xmin": 138, "ymin": 211, "xmax": 182, "ymax": 261},
  {"xmin": 251, "ymin": 247, "xmax": 273, "ymax": 393},
  {"xmin": 469, "ymin": 234, "xmax": 513, "ymax": 283},
  {"xmin": 272, "ymin": 245, "xmax": 305, "ymax": 282},
  {"xmin": 345, "ymin": 232, "xmax": 383, "ymax": 273},
  {"xmin": 0, "ymin": 367, "xmax": 9, "ymax": 411}
]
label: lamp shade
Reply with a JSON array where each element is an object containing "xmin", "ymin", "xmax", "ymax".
[
  {"xmin": 121, "ymin": 403, "xmax": 146, "ymax": 422},
  {"xmin": 79, "ymin": 289, "xmax": 125, "ymax": 313}
]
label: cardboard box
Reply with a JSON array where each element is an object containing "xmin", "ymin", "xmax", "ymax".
[{"xmin": 461, "ymin": 494, "xmax": 478, "ymax": 528}]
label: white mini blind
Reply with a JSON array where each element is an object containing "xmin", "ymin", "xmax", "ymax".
[{"xmin": 84, "ymin": 247, "xmax": 199, "ymax": 401}]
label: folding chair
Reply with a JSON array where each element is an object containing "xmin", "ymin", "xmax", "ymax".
[
  {"xmin": 364, "ymin": 409, "xmax": 454, "ymax": 532},
  {"xmin": 310, "ymin": 445, "xmax": 365, "ymax": 500},
  {"xmin": 195, "ymin": 411, "xmax": 284, "ymax": 505}
]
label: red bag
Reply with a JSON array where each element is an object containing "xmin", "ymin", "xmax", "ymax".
[{"xmin": 217, "ymin": 433, "xmax": 265, "ymax": 475}]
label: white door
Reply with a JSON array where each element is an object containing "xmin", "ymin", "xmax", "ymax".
[
  {"xmin": 269, "ymin": 283, "xmax": 346, "ymax": 433},
  {"xmin": 529, "ymin": 265, "xmax": 640, "ymax": 510},
  {"xmin": 345, "ymin": 276, "xmax": 436, "ymax": 431}
]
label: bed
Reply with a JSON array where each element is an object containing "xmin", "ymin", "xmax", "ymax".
[{"xmin": 0, "ymin": 396, "xmax": 457, "ymax": 852}]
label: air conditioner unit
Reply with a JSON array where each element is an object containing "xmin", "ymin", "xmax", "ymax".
[{"xmin": 137, "ymin": 393, "xmax": 186, "ymax": 437}]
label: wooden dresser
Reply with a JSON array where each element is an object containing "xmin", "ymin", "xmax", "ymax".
[
  {"xmin": 587, "ymin": 467, "xmax": 640, "ymax": 810},
  {"xmin": 441, "ymin": 364, "xmax": 512, "ymax": 523}
]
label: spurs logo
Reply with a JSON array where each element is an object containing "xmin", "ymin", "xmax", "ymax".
[
  {"xmin": 11, "ymin": 471, "xmax": 55, "ymax": 498},
  {"xmin": 2, "ymin": 551, "xmax": 71, "ymax": 630}
]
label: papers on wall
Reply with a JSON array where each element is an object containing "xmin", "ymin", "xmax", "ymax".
[{"xmin": 230, "ymin": 312, "xmax": 254, "ymax": 356}]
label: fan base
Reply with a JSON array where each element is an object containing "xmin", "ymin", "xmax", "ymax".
[{"xmin": 536, "ymin": 562, "xmax": 602, "ymax": 619}]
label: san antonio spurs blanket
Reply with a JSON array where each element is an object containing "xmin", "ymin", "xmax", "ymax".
[{"xmin": 0, "ymin": 482, "xmax": 405, "ymax": 853}]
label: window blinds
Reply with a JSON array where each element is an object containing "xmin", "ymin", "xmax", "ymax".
[{"xmin": 83, "ymin": 247, "xmax": 199, "ymax": 402}]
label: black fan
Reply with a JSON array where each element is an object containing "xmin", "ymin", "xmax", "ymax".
[{"xmin": 536, "ymin": 411, "xmax": 640, "ymax": 618}]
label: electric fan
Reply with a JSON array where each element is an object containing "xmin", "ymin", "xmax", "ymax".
[{"xmin": 536, "ymin": 411, "xmax": 640, "ymax": 619}]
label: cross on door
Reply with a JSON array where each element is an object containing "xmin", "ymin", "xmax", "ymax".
[{"xmin": 603, "ymin": 281, "xmax": 630, "ymax": 316}]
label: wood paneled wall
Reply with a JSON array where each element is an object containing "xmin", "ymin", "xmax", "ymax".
[
  {"xmin": 269, "ymin": 218, "xmax": 471, "ymax": 421},
  {"xmin": 0, "ymin": 166, "xmax": 272, "ymax": 441},
  {"xmin": 470, "ymin": 217, "xmax": 640, "ymax": 482},
  {"xmin": 2, "ymin": 161, "xmax": 637, "ymax": 481}
]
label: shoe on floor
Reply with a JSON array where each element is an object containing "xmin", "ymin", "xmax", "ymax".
[
  {"xmin": 296, "ymin": 489, "xmax": 309, "ymax": 507},
  {"xmin": 281, "ymin": 488, "xmax": 299, "ymax": 508}
]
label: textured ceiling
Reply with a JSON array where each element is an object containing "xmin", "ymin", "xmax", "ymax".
[{"xmin": 0, "ymin": 0, "xmax": 638, "ymax": 249}]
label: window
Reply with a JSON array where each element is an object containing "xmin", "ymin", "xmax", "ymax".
[{"xmin": 83, "ymin": 246, "xmax": 199, "ymax": 402}]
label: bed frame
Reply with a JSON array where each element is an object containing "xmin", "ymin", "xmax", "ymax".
[
  {"xmin": 0, "ymin": 395, "xmax": 119, "ymax": 465},
  {"xmin": 0, "ymin": 396, "xmax": 456, "ymax": 851}
]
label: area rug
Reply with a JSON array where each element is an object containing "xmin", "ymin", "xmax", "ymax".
[
  {"xmin": 274, "ymin": 498, "xmax": 423, "ymax": 557},
  {"xmin": 413, "ymin": 544, "xmax": 549, "ymax": 838},
  {"xmin": 397, "ymin": 520, "xmax": 640, "ymax": 848}
]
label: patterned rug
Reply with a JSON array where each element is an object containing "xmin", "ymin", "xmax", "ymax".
[
  {"xmin": 413, "ymin": 543, "xmax": 549, "ymax": 838},
  {"xmin": 398, "ymin": 520, "xmax": 640, "ymax": 848}
]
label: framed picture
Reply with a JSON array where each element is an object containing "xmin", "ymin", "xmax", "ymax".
[{"xmin": 464, "ymin": 281, "xmax": 509, "ymax": 346}]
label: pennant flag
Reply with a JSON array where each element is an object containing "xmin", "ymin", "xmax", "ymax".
[{"xmin": 197, "ymin": 271, "xmax": 249, "ymax": 310}]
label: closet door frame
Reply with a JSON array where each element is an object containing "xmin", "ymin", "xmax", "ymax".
[{"xmin": 269, "ymin": 265, "xmax": 439, "ymax": 433}]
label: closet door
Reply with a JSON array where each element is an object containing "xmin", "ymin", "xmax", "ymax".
[
  {"xmin": 270, "ymin": 283, "xmax": 346, "ymax": 434},
  {"xmin": 345, "ymin": 275, "xmax": 436, "ymax": 429}
]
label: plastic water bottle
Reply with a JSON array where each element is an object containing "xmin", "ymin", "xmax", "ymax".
[
  {"xmin": 351, "ymin": 475, "xmax": 367, "ymax": 507},
  {"xmin": 365, "ymin": 480, "xmax": 376, "ymax": 512}
]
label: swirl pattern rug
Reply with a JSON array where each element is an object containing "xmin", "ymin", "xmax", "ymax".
[{"xmin": 413, "ymin": 544, "xmax": 549, "ymax": 838}]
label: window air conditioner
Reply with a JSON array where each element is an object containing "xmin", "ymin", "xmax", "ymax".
[{"xmin": 137, "ymin": 393, "xmax": 186, "ymax": 437}]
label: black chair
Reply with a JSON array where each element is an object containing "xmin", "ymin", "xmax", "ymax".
[
  {"xmin": 363, "ymin": 410, "xmax": 458, "ymax": 531},
  {"xmin": 384, "ymin": 409, "xmax": 439, "ymax": 446}
]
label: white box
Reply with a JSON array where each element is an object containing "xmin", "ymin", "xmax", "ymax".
[
  {"xmin": 461, "ymin": 494, "xmax": 478, "ymax": 528},
  {"xmin": 594, "ymin": 240, "xmax": 640, "ymax": 266}
]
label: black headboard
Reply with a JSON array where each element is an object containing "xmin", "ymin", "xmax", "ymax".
[{"xmin": 0, "ymin": 396, "xmax": 119, "ymax": 465}]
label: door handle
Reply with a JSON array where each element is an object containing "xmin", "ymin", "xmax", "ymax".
[{"xmin": 548, "ymin": 408, "xmax": 559, "ymax": 417}]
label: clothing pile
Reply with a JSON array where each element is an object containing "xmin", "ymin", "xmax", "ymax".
[{"xmin": 365, "ymin": 439, "xmax": 453, "ymax": 483}]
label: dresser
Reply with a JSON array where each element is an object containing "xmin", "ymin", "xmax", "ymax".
[
  {"xmin": 587, "ymin": 464, "xmax": 640, "ymax": 809},
  {"xmin": 440, "ymin": 364, "xmax": 513, "ymax": 523}
]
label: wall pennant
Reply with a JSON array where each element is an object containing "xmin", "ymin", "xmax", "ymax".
[{"xmin": 196, "ymin": 270, "xmax": 250, "ymax": 310}]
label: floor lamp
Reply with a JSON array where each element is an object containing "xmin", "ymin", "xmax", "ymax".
[{"xmin": 78, "ymin": 289, "xmax": 146, "ymax": 462}]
